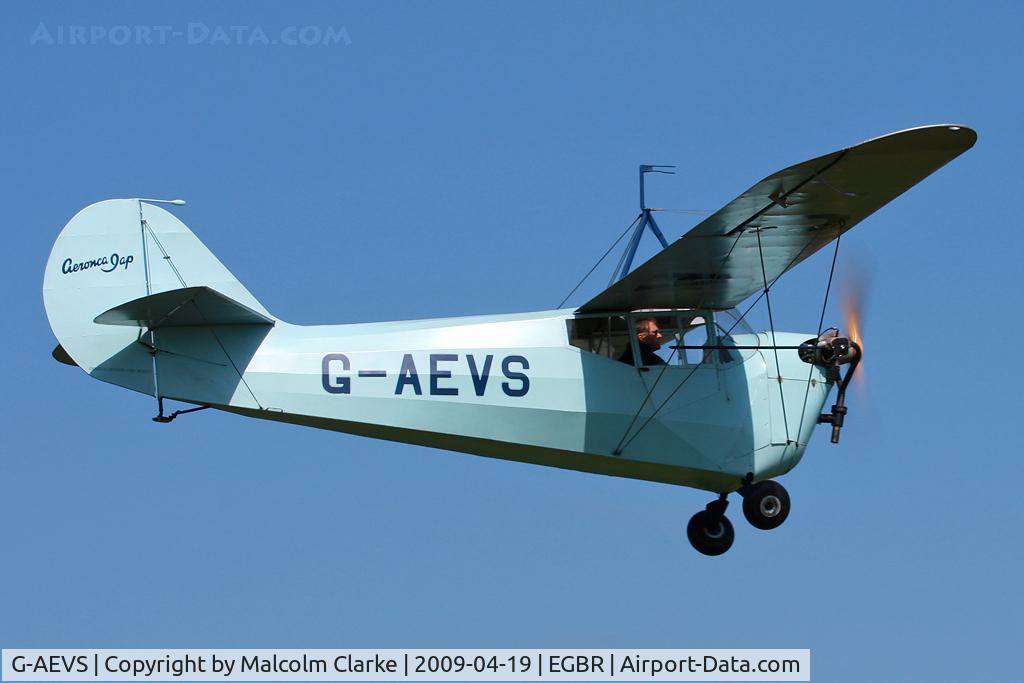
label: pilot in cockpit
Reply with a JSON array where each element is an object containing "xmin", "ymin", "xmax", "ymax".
[{"xmin": 618, "ymin": 317, "xmax": 666, "ymax": 366}]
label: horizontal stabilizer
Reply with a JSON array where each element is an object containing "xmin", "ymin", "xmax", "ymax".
[{"xmin": 94, "ymin": 286, "xmax": 275, "ymax": 329}]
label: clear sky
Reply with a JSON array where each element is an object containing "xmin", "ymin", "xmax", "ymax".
[{"xmin": 2, "ymin": 2, "xmax": 1021, "ymax": 681}]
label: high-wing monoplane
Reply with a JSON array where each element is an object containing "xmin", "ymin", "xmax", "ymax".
[{"xmin": 44, "ymin": 125, "xmax": 976, "ymax": 554}]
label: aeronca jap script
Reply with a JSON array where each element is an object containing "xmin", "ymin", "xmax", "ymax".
[{"xmin": 61, "ymin": 252, "xmax": 134, "ymax": 275}]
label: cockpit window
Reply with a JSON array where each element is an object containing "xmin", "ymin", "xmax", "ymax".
[
  {"xmin": 567, "ymin": 316, "xmax": 631, "ymax": 361},
  {"xmin": 712, "ymin": 322, "xmax": 742, "ymax": 364},
  {"xmin": 569, "ymin": 310, "xmax": 751, "ymax": 368},
  {"xmin": 679, "ymin": 314, "xmax": 710, "ymax": 365},
  {"xmin": 714, "ymin": 308, "xmax": 756, "ymax": 364}
]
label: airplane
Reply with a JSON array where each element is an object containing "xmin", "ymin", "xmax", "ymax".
[{"xmin": 43, "ymin": 124, "xmax": 975, "ymax": 555}]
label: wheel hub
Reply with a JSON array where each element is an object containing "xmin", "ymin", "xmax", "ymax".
[
  {"xmin": 704, "ymin": 521, "xmax": 725, "ymax": 539},
  {"xmin": 760, "ymin": 495, "xmax": 781, "ymax": 518}
]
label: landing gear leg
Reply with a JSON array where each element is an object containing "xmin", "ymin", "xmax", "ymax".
[{"xmin": 686, "ymin": 494, "xmax": 735, "ymax": 556}]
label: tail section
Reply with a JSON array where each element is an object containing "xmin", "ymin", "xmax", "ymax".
[{"xmin": 43, "ymin": 199, "xmax": 274, "ymax": 404}]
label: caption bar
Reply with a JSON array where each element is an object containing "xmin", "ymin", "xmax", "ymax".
[{"xmin": 2, "ymin": 650, "xmax": 808, "ymax": 682}]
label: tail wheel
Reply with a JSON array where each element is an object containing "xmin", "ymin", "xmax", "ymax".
[
  {"xmin": 686, "ymin": 510, "xmax": 735, "ymax": 556},
  {"xmin": 742, "ymin": 480, "xmax": 791, "ymax": 530}
]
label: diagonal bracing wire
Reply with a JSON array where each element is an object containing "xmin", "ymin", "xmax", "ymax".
[
  {"xmin": 141, "ymin": 215, "xmax": 265, "ymax": 411},
  {"xmin": 794, "ymin": 236, "xmax": 842, "ymax": 443},
  {"xmin": 611, "ymin": 228, "xmax": 747, "ymax": 455},
  {"xmin": 615, "ymin": 287, "xmax": 763, "ymax": 455},
  {"xmin": 557, "ymin": 214, "xmax": 643, "ymax": 309},
  {"xmin": 614, "ymin": 238, "xmax": 821, "ymax": 455},
  {"xmin": 756, "ymin": 227, "xmax": 791, "ymax": 445},
  {"xmin": 610, "ymin": 150, "xmax": 851, "ymax": 455}
]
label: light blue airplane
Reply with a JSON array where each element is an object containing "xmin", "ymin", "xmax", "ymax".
[{"xmin": 44, "ymin": 125, "xmax": 975, "ymax": 555}]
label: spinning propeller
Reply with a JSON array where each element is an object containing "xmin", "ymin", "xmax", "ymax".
[{"xmin": 840, "ymin": 270, "xmax": 870, "ymax": 397}]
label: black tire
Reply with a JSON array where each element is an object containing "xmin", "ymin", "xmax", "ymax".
[
  {"xmin": 686, "ymin": 510, "xmax": 735, "ymax": 556},
  {"xmin": 742, "ymin": 480, "xmax": 791, "ymax": 530}
]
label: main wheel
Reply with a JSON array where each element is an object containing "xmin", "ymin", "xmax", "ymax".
[
  {"xmin": 742, "ymin": 480, "xmax": 790, "ymax": 530},
  {"xmin": 686, "ymin": 510, "xmax": 735, "ymax": 556}
]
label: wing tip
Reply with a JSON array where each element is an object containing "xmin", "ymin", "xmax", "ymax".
[{"xmin": 857, "ymin": 123, "xmax": 977, "ymax": 153}]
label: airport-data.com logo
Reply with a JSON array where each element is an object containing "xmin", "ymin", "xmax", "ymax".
[{"xmin": 29, "ymin": 23, "xmax": 352, "ymax": 47}]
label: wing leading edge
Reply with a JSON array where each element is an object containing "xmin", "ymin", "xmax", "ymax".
[{"xmin": 578, "ymin": 125, "xmax": 976, "ymax": 313}]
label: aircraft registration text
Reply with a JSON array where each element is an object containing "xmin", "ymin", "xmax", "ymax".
[{"xmin": 321, "ymin": 353, "xmax": 530, "ymax": 397}]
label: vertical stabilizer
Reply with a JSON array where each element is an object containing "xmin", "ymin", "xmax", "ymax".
[{"xmin": 43, "ymin": 199, "xmax": 274, "ymax": 400}]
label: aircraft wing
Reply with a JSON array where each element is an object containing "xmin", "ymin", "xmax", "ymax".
[{"xmin": 577, "ymin": 125, "xmax": 976, "ymax": 313}]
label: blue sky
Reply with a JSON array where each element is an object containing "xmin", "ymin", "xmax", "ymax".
[{"xmin": 2, "ymin": 1, "xmax": 1021, "ymax": 681}]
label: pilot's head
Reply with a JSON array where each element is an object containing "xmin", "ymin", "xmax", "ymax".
[{"xmin": 635, "ymin": 318, "xmax": 663, "ymax": 350}]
